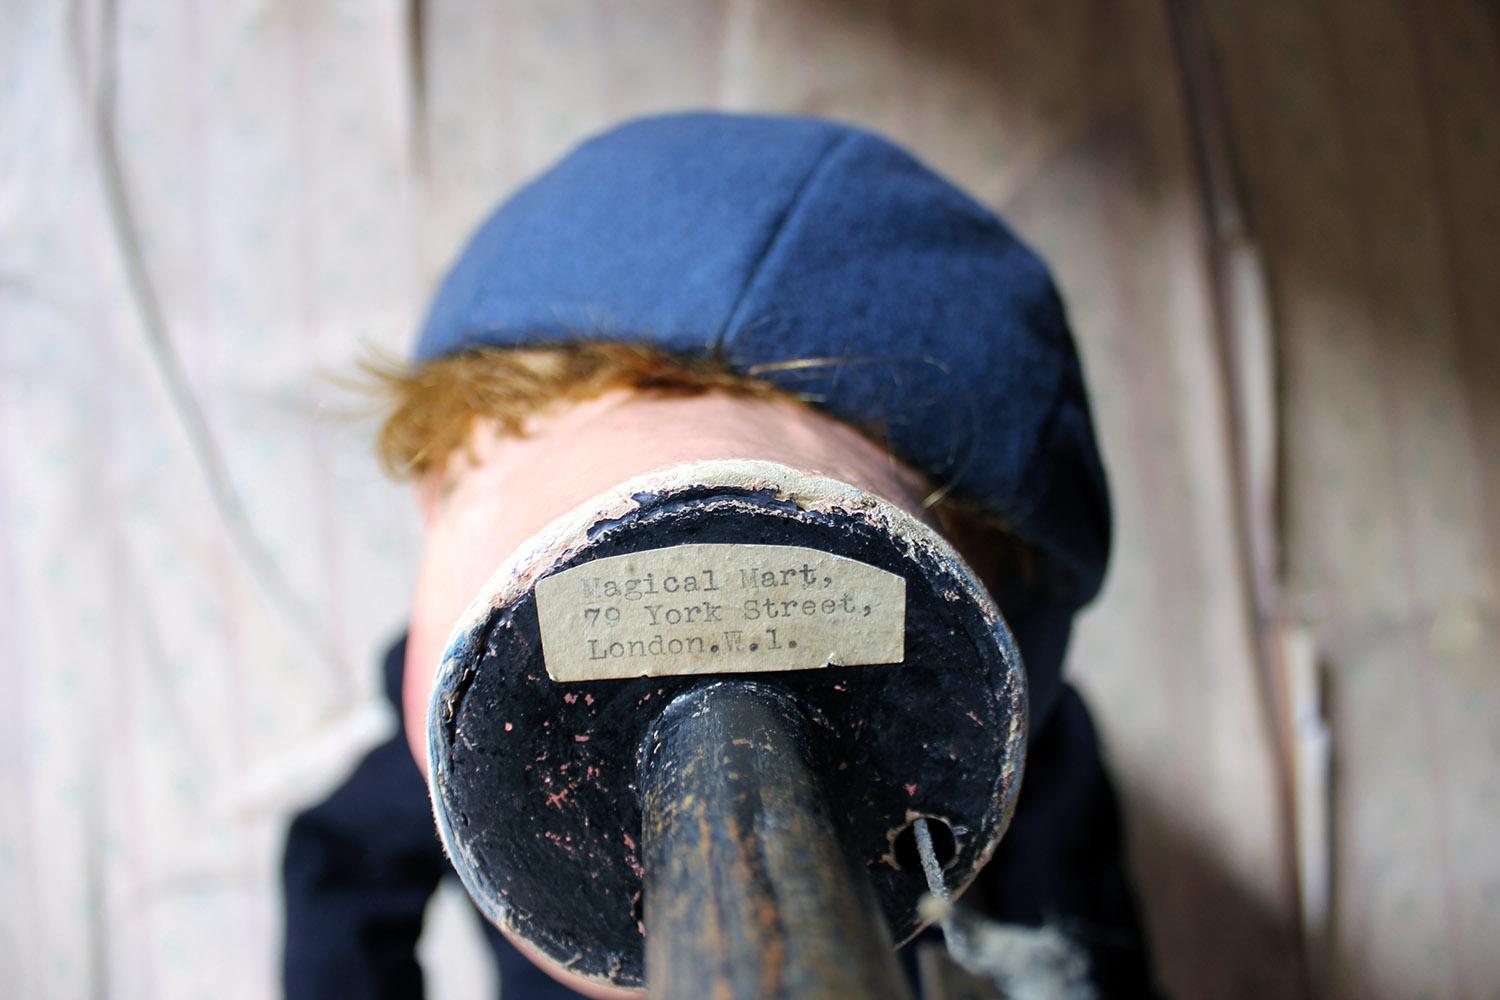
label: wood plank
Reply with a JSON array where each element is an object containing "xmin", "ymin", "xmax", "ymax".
[
  {"xmin": 1200, "ymin": 0, "xmax": 1500, "ymax": 995},
  {"xmin": 1008, "ymin": 1, "xmax": 1301, "ymax": 989}
]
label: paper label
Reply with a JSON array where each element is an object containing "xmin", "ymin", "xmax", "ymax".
[{"xmin": 534, "ymin": 543, "xmax": 906, "ymax": 682}]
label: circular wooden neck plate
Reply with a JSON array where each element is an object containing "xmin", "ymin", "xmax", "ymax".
[{"xmin": 426, "ymin": 460, "xmax": 1028, "ymax": 990}]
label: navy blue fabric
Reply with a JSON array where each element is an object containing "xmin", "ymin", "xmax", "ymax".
[
  {"xmin": 415, "ymin": 112, "xmax": 1111, "ymax": 723},
  {"xmin": 283, "ymin": 637, "xmax": 576, "ymax": 1000},
  {"xmin": 282, "ymin": 731, "xmax": 441, "ymax": 999},
  {"xmin": 973, "ymin": 687, "xmax": 1160, "ymax": 995}
]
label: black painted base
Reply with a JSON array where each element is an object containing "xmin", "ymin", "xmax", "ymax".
[{"xmin": 428, "ymin": 468, "xmax": 1027, "ymax": 989}]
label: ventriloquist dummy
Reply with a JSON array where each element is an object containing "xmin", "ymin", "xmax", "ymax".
[{"xmin": 283, "ymin": 113, "xmax": 1155, "ymax": 999}]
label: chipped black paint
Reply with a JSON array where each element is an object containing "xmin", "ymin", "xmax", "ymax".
[{"xmin": 433, "ymin": 485, "xmax": 1025, "ymax": 987}]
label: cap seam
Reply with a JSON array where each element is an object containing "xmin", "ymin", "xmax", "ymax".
[{"xmin": 714, "ymin": 129, "xmax": 854, "ymax": 355}]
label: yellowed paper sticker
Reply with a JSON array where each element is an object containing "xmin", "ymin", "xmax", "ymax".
[{"xmin": 534, "ymin": 543, "xmax": 906, "ymax": 682}]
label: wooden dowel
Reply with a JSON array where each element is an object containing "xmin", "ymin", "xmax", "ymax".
[{"xmin": 641, "ymin": 682, "xmax": 912, "ymax": 1000}]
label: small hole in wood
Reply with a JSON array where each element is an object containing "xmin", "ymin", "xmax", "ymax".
[{"xmin": 892, "ymin": 815, "xmax": 957, "ymax": 873}]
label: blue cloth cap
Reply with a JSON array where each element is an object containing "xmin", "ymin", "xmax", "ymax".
[{"xmin": 416, "ymin": 112, "xmax": 1110, "ymax": 717}]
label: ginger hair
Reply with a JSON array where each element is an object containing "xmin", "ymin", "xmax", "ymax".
[
  {"xmin": 365, "ymin": 342, "xmax": 1035, "ymax": 581},
  {"xmin": 366, "ymin": 342, "xmax": 789, "ymax": 481}
]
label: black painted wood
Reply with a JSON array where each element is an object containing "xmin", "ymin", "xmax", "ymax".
[{"xmin": 429, "ymin": 480, "xmax": 1026, "ymax": 989}]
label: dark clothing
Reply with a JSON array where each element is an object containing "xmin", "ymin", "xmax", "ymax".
[{"xmin": 282, "ymin": 637, "xmax": 1156, "ymax": 998}]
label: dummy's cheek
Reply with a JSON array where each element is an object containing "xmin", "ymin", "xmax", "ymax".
[
  {"xmin": 402, "ymin": 474, "xmax": 532, "ymax": 768},
  {"xmin": 402, "ymin": 598, "xmax": 442, "ymax": 770}
]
